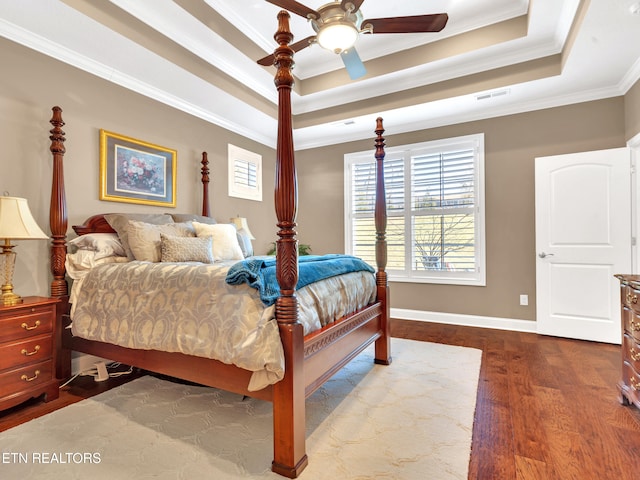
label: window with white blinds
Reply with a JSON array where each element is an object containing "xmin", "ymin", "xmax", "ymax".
[
  {"xmin": 234, "ymin": 159, "xmax": 258, "ymax": 188},
  {"xmin": 228, "ymin": 144, "xmax": 262, "ymax": 202},
  {"xmin": 345, "ymin": 133, "xmax": 485, "ymax": 285}
]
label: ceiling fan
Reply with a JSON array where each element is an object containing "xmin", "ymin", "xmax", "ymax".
[{"xmin": 257, "ymin": 0, "xmax": 449, "ymax": 80}]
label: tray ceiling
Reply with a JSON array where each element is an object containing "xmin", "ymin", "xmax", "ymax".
[{"xmin": 1, "ymin": 0, "xmax": 639, "ymax": 148}]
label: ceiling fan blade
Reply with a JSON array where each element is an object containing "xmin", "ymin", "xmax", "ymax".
[
  {"xmin": 362, "ymin": 13, "xmax": 449, "ymax": 34},
  {"xmin": 341, "ymin": 0, "xmax": 365, "ymax": 13},
  {"xmin": 265, "ymin": 0, "xmax": 319, "ymax": 19},
  {"xmin": 257, "ymin": 35, "xmax": 316, "ymax": 66},
  {"xmin": 341, "ymin": 48, "xmax": 366, "ymax": 80}
]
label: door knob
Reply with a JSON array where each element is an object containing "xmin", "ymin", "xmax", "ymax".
[{"xmin": 538, "ymin": 252, "xmax": 555, "ymax": 258}]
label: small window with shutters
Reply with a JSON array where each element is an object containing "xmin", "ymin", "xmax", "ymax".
[
  {"xmin": 228, "ymin": 144, "xmax": 262, "ymax": 202},
  {"xmin": 344, "ymin": 133, "xmax": 485, "ymax": 286}
]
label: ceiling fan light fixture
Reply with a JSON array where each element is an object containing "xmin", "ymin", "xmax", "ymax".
[{"xmin": 316, "ymin": 22, "xmax": 358, "ymax": 53}]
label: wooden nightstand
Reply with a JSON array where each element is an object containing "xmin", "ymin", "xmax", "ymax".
[{"xmin": 0, "ymin": 296, "xmax": 60, "ymax": 411}]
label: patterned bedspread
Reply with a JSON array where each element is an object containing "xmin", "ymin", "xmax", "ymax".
[{"xmin": 69, "ymin": 260, "xmax": 376, "ymax": 391}]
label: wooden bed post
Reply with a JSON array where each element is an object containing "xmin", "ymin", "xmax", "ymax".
[
  {"xmin": 49, "ymin": 106, "xmax": 71, "ymax": 380},
  {"xmin": 200, "ymin": 152, "xmax": 211, "ymax": 217},
  {"xmin": 374, "ymin": 117, "xmax": 391, "ymax": 365},
  {"xmin": 270, "ymin": 10, "xmax": 308, "ymax": 478},
  {"xmin": 49, "ymin": 106, "xmax": 68, "ymax": 301}
]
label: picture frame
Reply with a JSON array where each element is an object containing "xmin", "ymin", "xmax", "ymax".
[{"xmin": 99, "ymin": 129, "xmax": 177, "ymax": 207}]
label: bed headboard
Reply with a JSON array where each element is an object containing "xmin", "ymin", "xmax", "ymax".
[{"xmin": 72, "ymin": 215, "xmax": 116, "ymax": 235}]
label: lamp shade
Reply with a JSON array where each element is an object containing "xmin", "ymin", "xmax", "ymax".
[
  {"xmin": 230, "ymin": 217, "xmax": 256, "ymax": 240},
  {"xmin": 0, "ymin": 196, "xmax": 48, "ymax": 240}
]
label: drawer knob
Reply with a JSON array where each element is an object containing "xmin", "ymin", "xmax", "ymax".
[
  {"xmin": 630, "ymin": 320, "xmax": 640, "ymax": 332},
  {"xmin": 21, "ymin": 345, "xmax": 41, "ymax": 357},
  {"xmin": 628, "ymin": 293, "xmax": 638, "ymax": 304},
  {"xmin": 21, "ymin": 370, "xmax": 40, "ymax": 382},
  {"xmin": 20, "ymin": 320, "xmax": 41, "ymax": 331}
]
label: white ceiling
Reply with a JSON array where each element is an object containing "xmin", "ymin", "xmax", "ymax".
[{"xmin": 1, "ymin": 0, "xmax": 639, "ymax": 149}]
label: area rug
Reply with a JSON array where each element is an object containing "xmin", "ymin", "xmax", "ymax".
[{"xmin": 0, "ymin": 338, "xmax": 481, "ymax": 479}]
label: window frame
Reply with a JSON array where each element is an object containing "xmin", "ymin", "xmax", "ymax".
[{"xmin": 344, "ymin": 133, "xmax": 486, "ymax": 286}]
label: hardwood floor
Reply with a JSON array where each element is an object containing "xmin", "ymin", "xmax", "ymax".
[
  {"xmin": 391, "ymin": 319, "xmax": 640, "ymax": 480},
  {"xmin": 2, "ymin": 319, "xmax": 639, "ymax": 479}
]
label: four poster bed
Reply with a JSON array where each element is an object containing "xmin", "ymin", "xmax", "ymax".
[{"xmin": 48, "ymin": 11, "xmax": 390, "ymax": 478}]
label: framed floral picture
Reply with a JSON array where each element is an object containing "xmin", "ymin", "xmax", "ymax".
[{"xmin": 99, "ymin": 130, "xmax": 177, "ymax": 207}]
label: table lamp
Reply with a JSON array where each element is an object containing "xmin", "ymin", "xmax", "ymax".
[{"xmin": 0, "ymin": 196, "xmax": 48, "ymax": 306}]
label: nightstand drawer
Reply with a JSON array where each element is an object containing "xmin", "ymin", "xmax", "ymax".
[
  {"xmin": 623, "ymin": 334, "xmax": 640, "ymax": 371},
  {"xmin": 622, "ymin": 285, "xmax": 640, "ymax": 313},
  {"xmin": 622, "ymin": 307, "xmax": 640, "ymax": 342},
  {"xmin": 623, "ymin": 361, "xmax": 640, "ymax": 404},
  {"xmin": 0, "ymin": 306, "xmax": 54, "ymax": 343},
  {"xmin": 0, "ymin": 334, "xmax": 53, "ymax": 370},
  {"xmin": 0, "ymin": 359, "xmax": 54, "ymax": 398}
]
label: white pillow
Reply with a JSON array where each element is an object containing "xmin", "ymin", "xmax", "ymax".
[
  {"xmin": 192, "ymin": 222, "xmax": 244, "ymax": 261},
  {"xmin": 68, "ymin": 233, "xmax": 126, "ymax": 260}
]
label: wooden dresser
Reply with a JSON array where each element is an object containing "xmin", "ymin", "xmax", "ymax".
[
  {"xmin": 615, "ymin": 275, "xmax": 640, "ymax": 409},
  {"xmin": 0, "ymin": 296, "xmax": 60, "ymax": 411}
]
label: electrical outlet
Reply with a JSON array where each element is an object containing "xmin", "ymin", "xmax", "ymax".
[{"xmin": 519, "ymin": 294, "xmax": 528, "ymax": 306}]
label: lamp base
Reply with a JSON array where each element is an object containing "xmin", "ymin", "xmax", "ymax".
[
  {"xmin": 0, "ymin": 246, "xmax": 21, "ymax": 306},
  {"xmin": 0, "ymin": 290, "xmax": 23, "ymax": 306}
]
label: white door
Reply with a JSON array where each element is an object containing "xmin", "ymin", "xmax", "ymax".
[{"xmin": 535, "ymin": 148, "xmax": 631, "ymax": 344}]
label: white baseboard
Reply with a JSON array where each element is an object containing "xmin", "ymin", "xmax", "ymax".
[{"xmin": 391, "ymin": 308, "xmax": 537, "ymax": 333}]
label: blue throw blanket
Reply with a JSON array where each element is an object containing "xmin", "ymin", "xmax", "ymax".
[{"xmin": 226, "ymin": 254, "xmax": 375, "ymax": 306}]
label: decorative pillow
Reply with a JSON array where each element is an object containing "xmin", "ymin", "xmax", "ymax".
[
  {"xmin": 67, "ymin": 233, "xmax": 126, "ymax": 259},
  {"xmin": 192, "ymin": 222, "xmax": 244, "ymax": 261},
  {"xmin": 105, "ymin": 213, "xmax": 174, "ymax": 259},
  {"xmin": 236, "ymin": 228, "xmax": 254, "ymax": 257},
  {"xmin": 126, "ymin": 221, "xmax": 196, "ymax": 262},
  {"xmin": 160, "ymin": 234, "xmax": 214, "ymax": 263},
  {"xmin": 170, "ymin": 213, "xmax": 217, "ymax": 225}
]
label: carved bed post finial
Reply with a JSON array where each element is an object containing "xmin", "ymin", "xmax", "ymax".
[
  {"xmin": 273, "ymin": 10, "xmax": 298, "ymax": 326},
  {"xmin": 201, "ymin": 152, "xmax": 211, "ymax": 217},
  {"xmin": 49, "ymin": 106, "xmax": 68, "ymax": 299}
]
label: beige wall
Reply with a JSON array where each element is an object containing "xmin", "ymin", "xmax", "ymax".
[
  {"xmin": 625, "ymin": 78, "xmax": 640, "ymax": 141},
  {"xmin": 0, "ymin": 38, "xmax": 278, "ymax": 298},
  {"xmin": 297, "ymin": 98, "xmax": 627, "ymax": 321}
]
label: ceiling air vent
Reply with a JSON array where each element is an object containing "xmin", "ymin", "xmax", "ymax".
[
  {"xmin": 476, "ymin": 89, "xmax": 510, "ymax": 101},
  {"xmin": 331, "ymin": 119, "xmax": 356, "ymax": 126}
]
